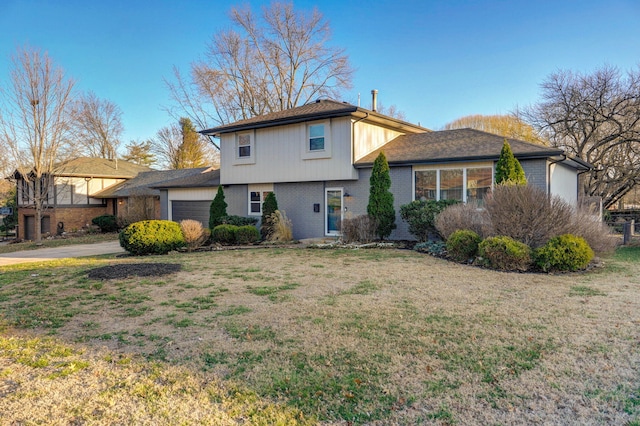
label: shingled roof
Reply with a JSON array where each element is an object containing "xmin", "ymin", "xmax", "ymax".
[
  {"xmin": 355, "ymin": 129, "xmax": 566, "ymax": 167},
  {"xmin": 52, "ymin": 157, "xmax": 152, "ymax": 178},
  {"xmin": 94, "ymin": 167, "xmax": 217, "ymax": 198},
  {"xmin": 201, "ymin": 99, "xmax": 428, "ymax": 136}
]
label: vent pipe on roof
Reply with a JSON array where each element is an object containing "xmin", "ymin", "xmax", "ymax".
[{"xmin": 371, "ymin": 89, "xmax": 378, "ymax": 112}]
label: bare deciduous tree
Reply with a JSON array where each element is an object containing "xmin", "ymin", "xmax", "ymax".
[
  {"xmin": 523, "ymin": 65, "xmax": 640, "ymax": 209},
  {"xmin": 444, "ymin": 114, "xmax": 546, "ymax": 145},
  {"xmin": 166, "ymin": 2, "xmax": 353, "ymax": 130},
  {"xmin": 0, "ymin": 46, "xmax": 75, "ymax": 242},
  {"xmin": 151, "ymin": 118, "xmax": 219, "ymax": 170},
  {"xmin": 70, "ymin": 91, "xmax": 123, "ymax": 159}
]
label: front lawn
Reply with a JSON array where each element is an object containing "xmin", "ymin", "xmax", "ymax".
[{"xmin": 0, "ymin": 247, "xmax": 638, "ymax": 424}]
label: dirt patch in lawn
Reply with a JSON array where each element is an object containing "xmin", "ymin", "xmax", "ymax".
[{"xmin": 87, "ymin": 263, "xmax": 181, "ymax": 280}]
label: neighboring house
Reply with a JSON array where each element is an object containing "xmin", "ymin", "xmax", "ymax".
[
  {"xmin": 162, "ymin": 98, "xmax": 591, "ymax": 240},
  {"xmin": 10, "ymin": 158, "xmax": 151, "ymax": 240},
  {"xmin": 95, "ymin": 167, "xmax": 217, "ymax": 226}
]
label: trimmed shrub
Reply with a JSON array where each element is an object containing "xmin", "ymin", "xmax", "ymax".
[
  {"xmin": 435, "ymin": 202, "xmax": 489, "ymax": 240},
  {"xmin": 92, "ymin": 215, "xmax": 118, "ymax": 233},
  {"xmin": 367, "ymin": 152, "xmax": 396, "ymax": 239},
  {"xmin": 400, "ymin": 199, "xmax": 459, "ymax": 242},
  {"xmin": 119, "ymin": 220, "xmax": 186, "ymax": 255},
  {"xmin": 478, "ymin": 236, "xmax": 532, "ymax": 271},
  {"xmin": 495, "ymin": 140, "xmax": 527, "ymax": 185},
  {"xmin": 446, "ymin": 229, "xmax": 482, "ymax": 262},
  {"xmin": 266, "ymin": 210, "xmax": 293, "ymax": 242},
  {"xmin": 212, "ymin": 224, "xmax": 238, "ymax": 245},
  {"xmin": 534, "ymin": 234, "xmax": 594, "ymax": 272},
  {"xmin": 221, "ymin": 215, "xmax": 259, "ymax": 227},
  {"xmin": 261, "ymin": 192, "xmax": 279, "ymax": 240},
  {"xmin": 180, "ymin": 219, "xmax": 210, "ymax": 252},
  {"xmin": 236, "ymin": 225, "xmax": 260, "ymax": 245},
  {"xmin": 414, "ymin": 240, "xmax": 446, "ymax": 257},
  {"xmin": 209, "ymin": 186, "xmax": 228, "ymax": 230},
  {"xmin": 340, "ymin": 214, "xmax": 377, "ymax": 244}
]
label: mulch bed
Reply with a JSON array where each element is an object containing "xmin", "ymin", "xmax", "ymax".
[{"xmin": 87, "ymin": 263, "xmax": 182, "ymax": 280}]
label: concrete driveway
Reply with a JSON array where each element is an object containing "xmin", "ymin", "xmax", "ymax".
[{"xmin": 0, "ymin": 241, "xmax": 125, "ymax": 266}]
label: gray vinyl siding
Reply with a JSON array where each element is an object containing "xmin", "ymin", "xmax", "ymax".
[
  {"xmin": 520, "ymin": 159, "xmax": 548, "ymax": 193},
  {"xmin": 224, "ymin": 184, "xmax": 248, "ymax": 218},
  {"xmin": 159, "ymin": 190, "xmax": 168, "ymax": 220},
  {"xmin": 275, "ymin": 182, "xmax": 326, "ymax": 239}
]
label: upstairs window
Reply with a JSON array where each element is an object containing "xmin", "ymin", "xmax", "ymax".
[
  {"xmin": 238, "ymin": 134, "xmax": 251, "ymax": 157},
  {"xmin": 309, "ymin": 124, "xmax": 325, "ymax": 151}
]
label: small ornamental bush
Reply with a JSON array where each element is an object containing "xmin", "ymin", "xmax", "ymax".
[
  {"xmin": 212, "ymin": 224, "xmax": 238, "ymax": 245},
  {"xmin": 478, "ymin": 236, "xmax": 532, "ymax": 271},
  {"xmin": 267, "ymin": 210, "xmax": 293, "ymax": 242},
  {"xmin": 92, "ymin": 215, "xmax": 118, "ymax": 233},
  {"xmin": 446, "ymin": 229, "xmax": 482, "ymax": 262},
  {"xmin": 414, "ymin": 240, "xmax": 446, "ymax": 257},
  {"xmin": 435, "ymin": 202, "xmax": 489, "ymax": 241},
  {"xmin": 340, "ymin": 214, "xmax": 377, "ymax": 244},
  {"xmin": 534, "ymin": 234, "xmax": 594, "ymax": 272},
  {"xmin": 235, "ymin": 225, "xmax": 260, "ymax": 244},
  {"xmin": 400, "ymin": 199, "xmax": 459, "ymax": 242},
  {"xmin": 119, "ymin": 220, "xmax": 186, "ymax": 255},
  {"xmin": 221, "ymin": 215, "xmax": 259, "ymax": 227},
  {"xmin": 180, "ymin": 219, "xmax": 210, "ymax": 252}
]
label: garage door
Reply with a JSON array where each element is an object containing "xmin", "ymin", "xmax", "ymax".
[{"xmin": 171, "ymin": 201, "xmax": 211, "ymax": 227}]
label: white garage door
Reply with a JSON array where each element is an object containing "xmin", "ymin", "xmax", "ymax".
[{"xmin": 171, "ymin": 201, "xmax": 211, "ymax": 227}]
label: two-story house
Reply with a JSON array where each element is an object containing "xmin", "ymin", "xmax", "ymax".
[
  {"xmin": 192, "ymin": 98, "xmax": 590, "ymax": 240},
  {"xmin": 11, "ymin": 157, "xmax": 151, "ymax": 240}
]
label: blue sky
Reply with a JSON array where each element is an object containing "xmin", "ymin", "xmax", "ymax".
[{"xmin": 1, "ymin": 0, "xmax": 639, "ymax": 146}]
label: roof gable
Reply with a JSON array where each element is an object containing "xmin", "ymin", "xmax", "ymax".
[{"xmin": 355, "ymin": 128, "xmax": 564, "ymax": 167}]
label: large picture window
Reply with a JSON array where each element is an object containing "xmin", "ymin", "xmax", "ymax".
[{"xmin": 414, "ymin": 166, "xmax": 493, "ymax": 204}]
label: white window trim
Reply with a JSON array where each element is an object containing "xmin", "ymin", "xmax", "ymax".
[
  {"xmin": 302, "ymin": 120, "xmax": 332, "ymax": 160},
  {"xmin": 413, "ymin": 163, "xmax": 494, "ymax": 203},
  {"xmin": 247, "ymin": 183, "xmax": 274, "ymax": 216},
  {"xmin": 233, "ymin": 130, "xmax": 255, "ymax": 165}
]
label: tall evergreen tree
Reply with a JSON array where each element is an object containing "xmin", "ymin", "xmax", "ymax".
[
  {"xmin": 209, "ymin": 186, "xmax": 227, "ymax": 230},
  {"xmin": 260, "ymin": 192, "xmax": 278, "ymax": 240},
  {"xmin": 367, "ymin": 152, "xmax": 396, "ymax": 240},
  {"xmin": 495, "ymin": 140, "xmax": 527, "ymax": 185}
]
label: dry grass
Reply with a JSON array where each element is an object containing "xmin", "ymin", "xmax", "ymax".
[
  {"xmin": 0, "ymin": 232, "xmax": 118, "ymax": 254},
  {"xmin": 0, "ymin": 247, "xmax": 639, "ymax": 425}
]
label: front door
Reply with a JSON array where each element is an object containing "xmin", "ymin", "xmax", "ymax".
[{"xmin": 325, "ymin": 188, "xmax": 343, "ymax": 236}]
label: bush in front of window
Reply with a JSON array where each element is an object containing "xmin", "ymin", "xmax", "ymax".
[
  {"xmin": 119, "ymin": 220, "xmax": 186, "ymax": 255},
  {"xmin": 495, "ymin": 140, "xmax": 527, "ymax": 185},
  {"xmin": 92, "ymin": 214, "xmax": 119, "ymax": 233},
  {"xmin": 212, "ymin": 224, "xmax": 238, "ymax": 245},
  {"xmin": 220, "ymin": 215, "xmax": 258, "ymax": 227},
  {"xmin": 236, "ymin": 225, "xmax": 260, "ymax": 244},
  {"xmin": 260, "ymin": 192, "xmax": 279, "ymax": 240},
  {"xmin": 400, "ymin": 199, "xmax": 459, "ymax": 242},
  {"xmin": 435, "ymin": 202, "xmax": 488, "ymax": 241},
  {"xmin": 477, "ymin": 236, "xmax": 532, "ymax": 271},
  {"xmin": 446, "ymin": 229, "xmax": 482, "ymax": 263},
  {"xmin": 209, "ymin": 186, "xmax": 228, "ymax": 230},
  {"xmin": 534, "ymin": 234, "xmax": 594, "ymax": 272}
]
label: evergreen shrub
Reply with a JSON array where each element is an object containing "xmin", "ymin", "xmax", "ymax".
[
  {"xmin": 478, "ymin": 236, "xmax": 531, "ymax": 271},
  {"xmin": 119, "ymin": 220, "xmax": 186, "ymax": 255},
  {"xmin": 534, "ymin": 234, "xmax": 594, "ymax": 272},
  {"xmin": 446, "ymin": 229, "xmax": 482, "ymax": 262},
  {"xmin": 221, "ymin": 215, "xmax": 258, "ymax": 227},
  {"xmin": 212, "ymin": 224, "xmax": 238, "ymax": 245},
  {"xmin": 92, "ymin": 215, "xmax": 118, "ymax": 233},
  {"xmin": 367, "ymin": 152, "xmax": 396, "ymax": 239},
  {"xmin": 235, "ymin": 225, "xmax": 260, "ymax": 244},
  {"xmin": 209, "ymin": 186, "xmax": 228, "ymax": 230},
  {"xmin": 261, "ymin": 192, "xmax": 279, "ymax": 240},
  {"xmin": 400, "ymin": 199, "xmax": 459, "ymax": 242}
]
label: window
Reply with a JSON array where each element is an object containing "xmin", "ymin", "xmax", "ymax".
[
  {"xmin": 238, "ymin": 134, "xmax": 251, "ymax": 158},
  {"xmin": 247, "ymin": 184, "xmax": 274, "ymax": 215},
  {"xmin": 414, "ymin": 166, "xmax": 493, "ymax": 204},
  {"xmin": 309, "ymin": 124, "xmax": 325, "ymax": 151}
]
